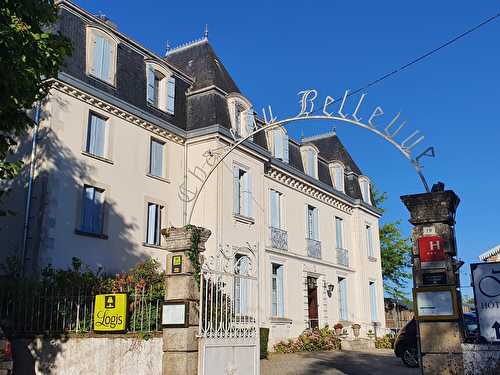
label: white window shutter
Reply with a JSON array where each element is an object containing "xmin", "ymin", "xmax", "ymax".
[
  {"xmin": 277, "ymin": 265, "xmax": 284, "ymax": 317},
  {"xmin": 92, "ymin": 188, "xmax": 103, "ymax": 234},
  {"xmin": 102, "ymin": 38, "xmax": 114, "ymax": 83},
  {"xmin": 274, "ymin": 130, "xmax": 283, "ymax": 159},
  {"xmin": 167, "ymin": 77, "xmax": 175, "ymax": 113},
  {"xmin": 370, "ymin": 282, "xmax": 377, "ymax": 321},
  {"xmin": 240, "ymin": 256, "xmax": 249, "ymax": 314},
  {"xmin": 306, "ymin": 205, "xmax": 311, "ymax": 239},
  {"xmin": 244, "ymin": 172, "xmax": 252, "ymax": 218},
  {"xmin": 92, "ymin": 35, "xmax": 104, "ymax": 78},
  {"xmin": 312, "ymin": 208, "xmax": 319, "ymax": 240},
  {"xmin": 233, "ymin": 166, "xmax": 240, "ymax": 214},
  {"xmin": 246, "ymin": 109, "xmax": 254, "ymax": 141},
  {"xmin": 282, "ymin": 133, "xmax": 289, "ymax": 163},
  {"xmin": 147, "ymin": 203, "xmax": 156, "ymax": 244},
  {"xmin": 147, "ymin": 66, "xmax": 155, "ymax": 104},
  {"xmin": 270, "ymin": 191, "xmax": 280, "ymax": 228}
]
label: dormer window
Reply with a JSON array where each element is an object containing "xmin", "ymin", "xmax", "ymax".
[
  {"xmin": 330, "ymin": 161, "xmax": 345, "ymax": 192},
  {"xmin": 228, "ymin": 94, "xmax": 254, "ymax": 140},
  {"xmin": 146, "ymin": 62, "xmax": 175, "ymax": 114},
  {"xmin": 359, "ymin": 177, "xmax": 371, "ymax": 204},
  {"xmin": 86, "ymin": 26, "xmax": 118, "ymax": 85},
  {"xmin": 272, "ymin": 128, "xmax": 289, "ymax": 163},
  {"xmin": 301, "ymin": 145, "xmax": 318, "ymax": 178}
]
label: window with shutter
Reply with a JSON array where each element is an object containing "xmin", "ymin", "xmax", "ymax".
[
  {"xmin": 369, "ymin": 281, "xmax": 378, "ymax": 322},
  {"xmin": 81, "ymin": 185, "xmax": 104, "ymax": 234},
  {"xmin": 87, "ymin": 28, "xmax": 116, "ymax": 85},
  {"xmin": 338, "ymin": 277, "xmax": 348, "ymax": 321},
  {"xmin": 146, "ymin": 203, "xmax": 163, "ymax": 246},
  {"xmin": 307, "ymin": 205, "xmax": 318, "ymax": 240},
  {"xmin": 235, "ymin": 255, "xmax": 250, "ymax": 315},
  {"xmin": 282, "ymin": 134, "xmax": 289, "ymax": 163},
  {"xmin": 274, "ymin": 130, "xmax": 283, "ymax": 159},
  {"xmin": 335, "ymin": 217, "xmax": 344, "ymax": 249},
  {"xmin": 366, "ymin": 225, "xmax": 374, "ymax": 257},
  {"xmin": 149, "ymin": 139, "xmax": 164, "ymax": 177},
  {"xmin": 167, "ymin": 77, "xmax": 175, "ymax": 113},
  {"xmin": 86, "ymin": 113, "xmax": 107, "ymax": 158},
  {"xmin": 270, "ymin": 190, "xmax": 281, "ymax": 229},
  {"xmin": 360, "ymin": 178, "xmax": 371, "ymax": 204},
  {"xmin": 271, "ymin": 263, "xmax": 284, "ymax": 317}
]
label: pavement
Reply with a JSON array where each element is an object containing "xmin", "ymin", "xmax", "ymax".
[{"xmin": 260, "ymin": 349, "xmax": 419, "ymax": 375}]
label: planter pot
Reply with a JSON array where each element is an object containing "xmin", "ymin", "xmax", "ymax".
[{"xmin": 352, "ymin": 328, "xmax": 360, "ymax": 338}]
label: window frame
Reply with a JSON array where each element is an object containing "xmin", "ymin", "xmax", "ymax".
[
  {"xmin": 335, "ymin": 216, "xmax": 344, "ymax": 250},
  {"xmin": 338, "ymin": 276, "xmax": 348, "ymax": 321},
  {"xmin": 359, "ymin": 176, "xmax": 372, "ymax": 204},
  {"xmin": 149, "ymin": 137, "xmax": 166, "ymax": 178},
  {"xmin": 271, "ymin": 262, "xmax": 285, "ymax": 318},
  {"xmin": 300, "ymin": 144, "xmax": 319, "ymax": 178},
  {"xmin": 85, "ymin": 112, "xmax": 108, "ymax": 159},
  {"xmin": 145, "ymin": 61, "xmax": 176, "ymax": 114},
  {"xmin": 366, "ymin": 223, "xmax": 374, "ymax": 258},
  {"xmin": 227, "ymin": 94, "xmax": 254, "ymax": 140},
  {"xmin": 79, "ymin": 185, "xmax": 105, "ymax": 236},
  {"xmin": 369, "ymin": 280, "xmax": 378, "ymax": 322},
  {"xmin": 86, "ymin": 26, "xmax": 118, "ymax": 86},
  {"xmin": 329, "ymin": 161, "xmax": 345, "ymax": 192},
  {"xmin": 233, "ymin": 165, "xmax": 253, "ymax": 219},
  {"xmin": 269, "ymin": 189, "xmax": 282, "ymax": 230},
  {"xmin": 306, "ymin": 205, "xmax": 319, "ymax": 240},
  {"xmin": 145, "ymin": 202, "xmax": 163, "ymax": 246}
]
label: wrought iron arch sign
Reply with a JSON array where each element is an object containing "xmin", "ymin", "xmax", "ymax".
[{"xmin": 180, "ymin": 89, "xmax": 436, "ymax": 224}]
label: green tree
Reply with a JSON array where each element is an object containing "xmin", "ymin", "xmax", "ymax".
[
  {"xmin": 373, "ymin": 189, "xmax": 413, "ymax": 300},
  {"xmin": 0, "ymin": 0, "xmax": 71, "ymax": 212}
]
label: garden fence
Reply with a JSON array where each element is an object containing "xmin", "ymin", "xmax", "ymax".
[{"xmin": 0, "ymin": 283, "xmax": 162, "ymax": 335}]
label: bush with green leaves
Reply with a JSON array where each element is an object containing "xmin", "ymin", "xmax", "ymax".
[
  {"xmin": 273, "ymin": 327, "xmax": 341, "ymax": 353},
  {"xmin": 375, "ymin": 334, "xmax": 395, "ymax": 349}
]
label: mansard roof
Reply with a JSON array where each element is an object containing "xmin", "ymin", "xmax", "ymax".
[{"xmin": 165, "ymin": 39, "xmax": 240, "ymax": 94}]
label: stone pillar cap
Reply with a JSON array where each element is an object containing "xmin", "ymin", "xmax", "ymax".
[{"xmin": 401, "ymin": 190, "xmax": 460, "ymax": 225}]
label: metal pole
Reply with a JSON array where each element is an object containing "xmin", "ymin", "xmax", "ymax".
[{"xmin": 21, "ymin": 101, "xmax": 41, "ymax": 276}]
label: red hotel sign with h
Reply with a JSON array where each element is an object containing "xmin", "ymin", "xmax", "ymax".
[{"xmin": 418, "ymin": 236, "xmax": 446, "ymax": 269}]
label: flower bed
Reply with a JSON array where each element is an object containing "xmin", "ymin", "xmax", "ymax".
[
  {"xmin": 375, "ymin": 334, "xmax": 395, "ymax": 349},
  {"xmin": 273, "ymin": 327, "xmax": 341, "ymax": 353}
]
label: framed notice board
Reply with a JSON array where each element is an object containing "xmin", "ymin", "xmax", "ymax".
[{"xmin": 413, "ymin": 286, "xmax": 459, "ymax": 321}]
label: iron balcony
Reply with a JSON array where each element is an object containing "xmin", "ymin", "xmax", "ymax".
[
  {"xmin": 306, "ymin": 238, "xmax": 322, "ymax": 259},
  {"xmin": 270, "ymin": 226, "xmax": 288, "ymax": 251},
  {"xmin": 336, "ymin": 248, "xmax": 349, "ymax": 267}
]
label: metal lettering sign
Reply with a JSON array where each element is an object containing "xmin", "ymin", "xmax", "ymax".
[
  {"xmin": 418, "ymin": 236, "xmax": 446, "ymax": 269},
  {"xmin": 422, "ymin": 272, "xmax": 447, "ymax": 286},
  {"xmin": 471, "ymin": 262, "xmax": 500, "ymax": 342},
  {"xmin": 93, "ymin": 293, "xmax": 127, "ymax": 332},
  {"xmin": 180, "ymin": 88, "xmax": 437, "ymax": 224}
]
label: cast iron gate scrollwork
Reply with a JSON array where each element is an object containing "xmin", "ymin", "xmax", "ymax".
[{"xmin": 199, "ymin": 243, "xmax": 259, "ymax": 375}]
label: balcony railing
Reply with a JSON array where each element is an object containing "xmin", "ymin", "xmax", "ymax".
[
  {"xmin": 306, "ymin": 238, "xmax": 322, "ymax": 259},
  {"xmin": 336, "ymin": 248, "xmax": 349, "ymax": 267},
  {"xmin": 270, "ymin": 227, "xmax": 288, "ymax": 251}
]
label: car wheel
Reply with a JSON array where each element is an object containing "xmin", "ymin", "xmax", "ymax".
[{"xmin": 401, "ymin": 348, "xmax": 419, "ymax": 368}]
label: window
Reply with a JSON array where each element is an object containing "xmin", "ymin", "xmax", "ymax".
[
  {"xmin": 306, "ymin": 205, "xmax": 319, "ymax": 240},
  {"xmin": 149, "ymin": 139, "xmax": 164, "ymax": 177},
  {"xmin": 359, "ymin": 178, "xmax": 371, "ymax": 204},
  {"xmin": 369, "ymin": 281, "xmax": 378, "ymax": 322},
  {"xmin": 331, "ymin": 163, "xmax": 345, "ymax": 192},
  {"xmin": 228, "ymin": 95, "xmax": 255, "ymax": 140},
  {"xmin": 301, "ymin": 146, "xmax": 318, "ymax": 178},
  {"xmin": 366, "ymin": 224, "xmax": 374, "ymax": 257},
  {"xmin": 233, "ymin": 166, "xmax": 252, "ymax": 217},
  {"xmin": 270, "ymin": 190, "xmax": 282, "ymax": 229},
  {"xmin": 86, "ymin": 113, "xmax": 107, "ymax": 158},
  {"xmin": 338, "ymin": 277, "xmax": 348, "ymax": 321},
  {"xmin": 235, "ymin": 255, "xmax": 250, "ymax": 315},
  {"xmin": 273, "ymin": 129, "xmax": 289, "ymax": 163},
  {"xmin": 271, "ymin": 263, "xmax": 284, "ymax": 317},
  {"xmin": 335, "ymin": 217, "xmax": 344, "ymax": 249},
  {"xmin": 146, "ymin": 203, "xmax": 163, "ymax": 246},
  {"xmin": 81, "ymin": 186, "xmax": 104, "ymax": 234},
  {"xmin": 146, "ymin": 63, "xmax": 175, "ymax": 114},
  {"xmin": 87, "ymin": 28, "xmax": 116, "ymax": 85}
]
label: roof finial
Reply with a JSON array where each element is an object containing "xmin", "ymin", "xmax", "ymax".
[
  {"xmin": 165, "ymin": 40, "xmax": 171, "ymax": 56},
  {"xmin": 204, "ymin": 24, "xmax": 209, "ymax": 40}
]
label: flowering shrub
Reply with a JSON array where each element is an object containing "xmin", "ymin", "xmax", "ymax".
[
  {"xmin": 273, "ymin": 327, "xmax": 341, "ymax": 353},
  {"xmin": 375, "ymin": 334, "xmax": 395, "ymax": 349}
]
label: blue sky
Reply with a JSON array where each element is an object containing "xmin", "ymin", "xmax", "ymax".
[{"xmin": 75, "ymin": 0, "xmax": 500, "ymax": 297}]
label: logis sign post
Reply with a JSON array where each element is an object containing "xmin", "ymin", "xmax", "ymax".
[{"xmin": 471, "ymin": 261, "xmax": 500, "ymax": 342}]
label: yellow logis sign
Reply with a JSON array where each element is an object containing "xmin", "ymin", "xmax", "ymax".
[{"xmin": 93, "ymin": 293, "xmax": 127, "ymax": 332}]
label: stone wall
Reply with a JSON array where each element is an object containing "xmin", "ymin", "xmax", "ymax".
[
  {"xmin": 12, "ymin": 335, "xmax": 162, "ymax": 375},
  {"xmin": 462, "ymin": 343, "xmax": 500, "ymax": 375}
]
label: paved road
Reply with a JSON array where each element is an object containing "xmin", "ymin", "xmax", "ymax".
[{"xmin": 261, "ymin": 349, "xmax": 419, "ymax": 375}]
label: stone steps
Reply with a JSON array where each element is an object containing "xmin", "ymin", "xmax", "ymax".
[{"xmin": 340, "ymin": 338, "xmax": 375, "ymax": 351}]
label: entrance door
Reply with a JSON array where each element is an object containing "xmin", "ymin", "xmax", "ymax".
[{"xmin": 307, "ymin": 276, "xmax": 319, "ymax": 329}]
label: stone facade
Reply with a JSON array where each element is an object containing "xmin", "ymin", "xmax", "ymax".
[{"xmin": 0, "ymin": 0, "xmax": 386, "ymax": 346}]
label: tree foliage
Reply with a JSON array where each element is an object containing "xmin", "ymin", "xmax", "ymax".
[
  {"xmin": 0, "ymin": 0, "xmax": 71, "ymax": 206},
  {"xmin": 373, "ymin": 188, "xmax": 413, "ymax": 297}
]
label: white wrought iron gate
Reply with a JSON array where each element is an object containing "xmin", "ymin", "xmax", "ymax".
[{"xmin": 199, "ymin": 244, "xmax": 260, "ymax": 375}]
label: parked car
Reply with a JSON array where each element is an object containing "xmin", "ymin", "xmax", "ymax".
[
  {"xmin": 394, "ymin": 318, "xmax": 419, "ymax": 368},
  {"xmin": 395, "ymin": 312, "xmax": 482, "ymax": 368},
  {"xmin": 0, "ymin": 326, "xmax": 13, "ymax": 375}
]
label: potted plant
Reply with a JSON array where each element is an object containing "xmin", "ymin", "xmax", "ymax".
[
  {"xmin": 333, "ymin": 323, "xmax": 343, "ymax": 335},
  {"xmin": 351, "ymin": 323, "xmax": 361, "ymax": 338},
  {"xmin": 367, "ymin": 329, "xmax": 375, "ymax": 339}
]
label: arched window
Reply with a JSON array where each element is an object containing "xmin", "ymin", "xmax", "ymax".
[
  {"xmin": 86, "ymin": 26, "xmax": 118, "ymax": 85},
  {"xmin": 330, "ymin": 161, "xmax": 345, "ymax": 192},
  {"xmin": 227, "ymin": 94, "xmax": 254, "ymax": 140},
  {"xmin": 359, "ymin": 176, "xmax": 371, "ymax": 204},
  {"xmin": 300, "ymin": 145, "xmax": 318, "ymax": 178},
  {"xmin": 145, "ymin": 61, "xmax": 176, "ymax": 114}
]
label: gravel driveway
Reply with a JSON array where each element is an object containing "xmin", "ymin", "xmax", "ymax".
[{"xmin": 260, "ymin": 349, "xmax": 419, "ymax": 375}]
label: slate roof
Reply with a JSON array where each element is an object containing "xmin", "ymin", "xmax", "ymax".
[{"xmin": 165, "ymin": 39, "xmax": 240, "ymax": 93}]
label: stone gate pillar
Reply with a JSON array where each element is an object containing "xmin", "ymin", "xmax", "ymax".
[
  {"xmin": 162, "ymin": 226, "xmax": 211, "ymax": 375},
  {"xmin": 401, "ymin": 184, "xmax": 464, "ymax": 375}
]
